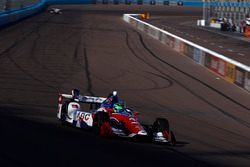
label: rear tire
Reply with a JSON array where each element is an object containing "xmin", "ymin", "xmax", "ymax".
[
  {"xmin": 170, "ymin": 131, "xmax": 177, "ymax": 146},
  {"xmin": 60, "ymin": 102, "xmax": 69, "ymax": 125}
]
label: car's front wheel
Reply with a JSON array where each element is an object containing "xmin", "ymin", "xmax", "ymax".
[
  {"xmin": 93, "ymin": 112, "xmax": 113, "ymax": 137},
  {"xmin": 152, "ymin": 118, "xmax": 176, "ymax": 145}
]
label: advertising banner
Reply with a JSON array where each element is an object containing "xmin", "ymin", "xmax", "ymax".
[
  {"xmin": 193, "ymin": 48, "xmax": 204, "ymax": 64},
  {"xmin": 245, "ymin": 72, "xmax": 250, "ymax": 91},
  {"xmin": 234, "ymin": 67, "xmax": 246, "ymax": 87},
  {"xmin": 143, "ymin": 24, "xmax": 149, "ymax": 34},
  {"xmin": 125, "ymin": 15, "xmax": 250, "ymax": 92},
  {"xmin": 210, "ymin": 56, "xmax": 219, "ymax": 72},
  {"xmin": 160, "ymin": 33, "xmax": 167, "ymax": 45},
  {"xmin": 130, "ymin": 19, "xmax": 137, "ymax": 27},
  {"xmin": 137, "ymin": 21, "xmax": 144, "ymax": 31},
  {"xmin": 168, "ymin": 35, "xmax": 175, "ymax": 49},
  {"xmin": 179, "ymin": 41, "xmax": 185, "ymax": 54},
  {"xmin": 205, "ymin": 55, "xmax": 226, "ymax": 76},
  {"xmin": 163, "ymin": 35, "xmax": 174, "ymax": 48},
  {"xmin": 225, "ymin": 62, "xmax": 235, "ymax": 83},
  {"xmin": 174, "ymin": 38, "xmax": 181, "ymax": 52},
  {"xmin": 158, "ymin": 31, "xmax": 163, "ymax": 42},
  {"xmin": 217, "ymin": 59, "xmax": 226, "ymax": 77},
  {"xmin": 148, "ymin": 26, "xmax": 159, "ymax": 40},
  {"xmin": 183, "ymin": 44, "xmax": 194, "ymax": 58}
]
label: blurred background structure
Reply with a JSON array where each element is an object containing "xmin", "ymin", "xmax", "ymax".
[
  {"xmin": 203, "ymin": 0, "xmax": 250, "ymax": 28},
  {"xmin": 0, "ymin": 0, "xmax": 39, "ymax": 12}
]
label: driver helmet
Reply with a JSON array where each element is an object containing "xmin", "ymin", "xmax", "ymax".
[
  {"xmin": 72, "ymin": 89, "xmax": 80, "ymax": 99},
  {"xmin": 113, "ymin": 103, "xmax": 123, "ymax": 113}
]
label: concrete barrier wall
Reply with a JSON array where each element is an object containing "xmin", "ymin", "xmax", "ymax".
[
  {"xmin": 0, "ymin": 0, "xmax": 46, "ymax": 27},
  {"xmin": 123, "ymin": 14, "xmax": 250, "ymax": 92},
  {"xmin": 46, "ymin": 0, "xmax": 93, "ymax": 5},
  {"xmin": 0, "ymin": 0, "xmax": 96, "ymax": 27},
  {"xmin": 0, "ymin": 0, "xmax": 203, "ymax": 27},
  {"xmin": 0, "ymin": 0, "xmax": 40, "ymax": 13}
]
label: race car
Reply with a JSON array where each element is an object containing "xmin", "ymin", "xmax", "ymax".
[
  {"xmin": 57, "ymin": 89, "xmax": 176, "ymax": 145},
  {"xmin": 50, "ymin": 8, "xmax": 62, "ymax": 14}
]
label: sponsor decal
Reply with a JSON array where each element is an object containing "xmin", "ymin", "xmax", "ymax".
[
  {"xmin": 193, "ymin": 48, "xmax": 203, "ymax": 64},
  {"xmin": 205, "ymin": 55, "xmax": 226, "ymax": 77},
  {"xmin": 77, "ymin": 112, "xmax": 91, "ymax": 121},
  {"xmin": 235, "ymin": 67, "xmax": 246, "ymax": 87},
  {"xmin": 225, "ymin": 63, "xmax": 235, "ymax": 83},
  {"xmin": 245, "ymin": 72, "xmax": 250, "ymax": 91}
]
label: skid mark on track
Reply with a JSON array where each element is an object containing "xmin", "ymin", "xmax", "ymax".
[
  {"xmin": 125, "ymin": 31, "xmax": 250, "ymax": 159},
  {"xmin": 128, "ymin": 31, "xmax": 250, "ymax": 129},
  {"xmin": 0, "ymin": 15, "xmax": 56, "ymax": 59},
  {"xmin": 136, "ymin": 31, "xmax": 249, "ymax": 110},
  {"xmin": 124, "ymin": 31, "xmax": 174, "ymax": 90},
  {"xmin": 126, "ymin": 31, "xmax": 250, "ymax": 128},
  {"xmin": 29, "ymin": 21, "xmax": 66, "ymax": 81},
  {"xmin": 7, "ymin": 54, "xmax": 57, "ymax": 90},
  {"xmin": 83, "ymin": 48, "xmax": 94, "ymax": 96}
]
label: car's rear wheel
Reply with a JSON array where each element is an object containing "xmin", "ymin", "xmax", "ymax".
[{"xmin": 60, "ymin": 102, "xmax": 69, "ymax": 125}]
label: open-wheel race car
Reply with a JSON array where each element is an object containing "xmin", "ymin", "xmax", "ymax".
[{"xmin": 57, "ymin": 89, "xmax": 176, "ymax": 145}]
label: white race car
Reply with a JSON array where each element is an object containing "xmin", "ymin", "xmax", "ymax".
[
  {"xmin": 50, "ymin": 8, "xmax": 62, "ymax": 14},
  {"xmin": 57, "ymin": 89, "xmax": 176, "ymax": 144}
]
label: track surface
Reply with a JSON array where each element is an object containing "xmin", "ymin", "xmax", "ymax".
[
  {"xmin": 148, "ymin": 14, "xmax": 250, "ymax": 66},
  {"xmin": 0, "ymin": 5, "xmax": 250, "ymax": 167}
]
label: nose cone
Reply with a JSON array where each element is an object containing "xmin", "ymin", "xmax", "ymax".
[{"xmin": 138, "ymin": 130, "xmax": 147, "ymax": 136}]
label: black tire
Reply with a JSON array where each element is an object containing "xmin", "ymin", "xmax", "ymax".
[
  {"xmin": 93, "ymin": 112, "xmax": 110, "ymax": 135},
  {"xmin": 170, "ymin": 131, "xmax": 177, "ymax": 146},
  {"xmin": 60, "ymin": 102, "xmax": 69, "ymax": 125},
  {"xmin": 152, "ymin": 118, "xmax": 169, "ymax": 134}
]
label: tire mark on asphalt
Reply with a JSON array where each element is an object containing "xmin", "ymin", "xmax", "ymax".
[
  {"xmin": 125, "ymin": 31, "xmax": 250, "ymax": 162},
  {"xmin": 29, "ymin": 20, "xmax": 66, "ymax": 81},
  {"xmin": 6, "ymin": 53, "xmax": 57, "ymax": 90},
  {"xmin": 83, "ymin": 48, "xmax": 94, "ymax": 96},
  {"xmin": 0, "ymin": 15, "xmax": 56, "ymax": 58},
  {"xmin": 124, "ymin": 31, "xmax": 174, "ymax": 90},
  {"xmin": 125, "ymin": 30, "xmax": 250, "ymax": 141},
  {"xmin": 134, "ymin": 31, "xmax": 250, "ymax": 128}
]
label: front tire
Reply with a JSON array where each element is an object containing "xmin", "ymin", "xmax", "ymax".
[
  {"xmin": 153, "ymin": 118, "xmax": 176, "ymax": 144},
  {"xmin": 152, "ymin": 118, "xmax": 170, "ymax": 134},
  {"xmin": 93, "ymin": 112, "xmax": 113, "ymax": 137}
]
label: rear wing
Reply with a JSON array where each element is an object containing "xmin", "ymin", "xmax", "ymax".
[{"xmin": 59, "ymin": 94, "xmax": 106, "ymax": 104}]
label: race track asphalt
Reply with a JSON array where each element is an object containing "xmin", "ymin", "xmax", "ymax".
[
  {"xmin": 147, "ymin": 13, "xmax": 250, "ymax": 66},
  {"xmin": 0, "ymin": 5, "xmax": 250, "ymax": 167}
]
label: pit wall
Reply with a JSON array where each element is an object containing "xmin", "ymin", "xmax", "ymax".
[{"xmin": 123, "ymin": 14, "xmax": 250, "ymax": 92}]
